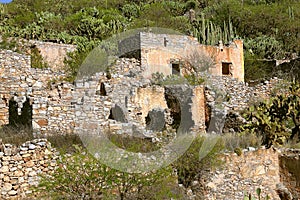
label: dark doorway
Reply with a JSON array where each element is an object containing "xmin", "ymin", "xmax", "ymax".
[
  {"xmin": 165, "ymin": 94, "xmax": 181, "ymax": 130},
  {"xmin": 172, "ymin": 63, "xmax": 180, "ymax": 75},
  {"xmin": 9, "ymin": 97, "xmax": 32, "ymax": 129},
  {"xmin": 99, "ymin": 82, "xmax": 107, "ymax": 96},
  {"xmin": 222, "ymin": 62, "xmax": 231, "ymax": 75}
]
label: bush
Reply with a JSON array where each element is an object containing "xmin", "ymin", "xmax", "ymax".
[
  {"xmin": 174, "ymin": 135, "xmax": 224, "ymax": 188},
  {"xmin": 36, "ymin": 145, "xmax": 112, "ymax": 199},
  {"xmin": 31, "ymin": 46, "xmax": 50, "ymax": 69},
  {"xmin": 36, "ymin": 143, "xmax": 183, "ymax": 199}
]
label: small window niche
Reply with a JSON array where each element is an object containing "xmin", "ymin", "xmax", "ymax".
[
  {"xmin": 96, "ymin": 82, "xmax": 107, "ymax": 96},
  {"xmin": 222, "ymin": 62, "xmax": 232, "ymax": 76},
  {"xmin": 172, "ymin": 63, "xmax": 180, "ymax": 75}
]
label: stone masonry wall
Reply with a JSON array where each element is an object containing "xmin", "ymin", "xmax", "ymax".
[
  {"xmin": 194, "ymin": 147, "xmax": 300, "ymax": 200},
  {"xmin": 1, "ymin": 47, "xmax": 206, "ymax": 135},
  {"xmin": 0, "ymin": 139, "xmax": 58, "ymax": 199},
  {"xmin": 0, "ymin": 47, "xmax": 286, "ymax": 135},
  {"xmin": 0, "ymin": 49, "xmax": 75, "ymax": 134},
  {"xmin": 200, "ymin": 147, "xmax": 281, "ymax": 200},
  {"xmin": 0, "ymin": 140, "xmax": 298, "ymax": 199},
  {"xmin": 279, "ymin": 149, "xmax": 300, "ymax": 199}
]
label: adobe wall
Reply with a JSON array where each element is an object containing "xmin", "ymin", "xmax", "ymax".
[
  {"xmin": 29, "ymin": 40, "xmax": 76, "ymax": 72},
  {"xmin": 203, "ymin": 39, "xmax": 244, "ymax": 82},
  {"xmin": 139, "ymin": 32, "xmax": 244, "ymax": 82}
]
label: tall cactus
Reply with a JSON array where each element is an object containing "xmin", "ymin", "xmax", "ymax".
[{"xmin": 192, "ymin": 15, "xmax": 237, "ymax": 45}]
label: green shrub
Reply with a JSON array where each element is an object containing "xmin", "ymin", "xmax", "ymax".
[
  {"xmin": 36, "ymin": 142, "xmax": 182, "ymax": 199},
  {"xmin": 174, "ymin": 135, "xmax": 224, "ymax": 187},
  {"xmin": 151, "ymin": 73, "xmax": 188, "ymax": 86},
  {"xmin": 234, "ymin": 147, "xmax": 242, "ymax": 156},
  {"xmin": 31, "ymin": 46, "xmax": 50, "ymax": 69},
  {"xmin": 36, "ymin": 145, "xmax": 113, "ymax": 199},
  {"xmin": 45, "ymin": 133, "xmax": 84, "ymax": 154}
]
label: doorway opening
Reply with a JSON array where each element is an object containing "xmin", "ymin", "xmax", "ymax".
[
  {"xmin": 8, "ymin": 97, "xmax": 32, "ymax": 129},
  {"xmin": 172, "ymin": 63, "xmax": 180, "ymax": 75}
]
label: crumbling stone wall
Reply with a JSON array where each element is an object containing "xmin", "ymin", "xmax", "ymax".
[
  {"xmin": 0, "ymin": 49, "xmax": 72, "ymax": 133},
  {"xmin": 0, "ymin": 139, "xmax": 58, "ymax": 199},
  {"xmin": 0, "ymin": 46, "xmax": 286, "ymax": 135},
  {"xmin": 192, "ymin": 147, "xmax": 300, "ymax": 200},
  {"xmin": 0, "ymin": 48, "xmax": 206, "ymax": 135},
  {"xmin": 279, "ymin": 149, "xmax": 300, "ymax": 198}
]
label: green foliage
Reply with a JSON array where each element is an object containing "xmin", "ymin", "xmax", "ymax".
[
  {"xmin": 242, "ymin": 82, "xmax": 300, "ymax": 147},
  {"xmin": 244, "ymin": 53, "xmax": 276, "ymax": 83},
  {"xmin": 234, "ymin": 147, "xmax": 242, "ymax": 156},
  {"xmin": 174, "ymin": 135, "xmax": 224, "ymax": 187},
  {"xmin": 151, "ymin": 73, "xmax": 188, "ymax": 86},
  {"xmin": 31, "ymin": 47, "xmax": 50, "ymax": 69},
  {"xmin": 163, "ymin": 0, "xmax": 187, "ymax": 16},
  {"xmin": 184, "ymin": 74, "xmax": 205, "ymax": 85},
  {"xmin": 210, "ymin": 0, "xmax": 300, "ymax": 54},
  {"xmin": 45, "ymin": 134, "xmax": 84, "ymax": 154},
  {"xmin": 244, "ymin": 35, "xmax": 285, "ymax": 59},
  {"xmin": 107, "ymin": 133, "xmax": 161, "ymax": 153},
  {"xmin": 121, "ymin": 3, "xmax": 141, "ymax": 20},
  {"xmin": 192, "ymin": 14, "xmax": 238, "ymax": 45},
  {"xmin": 185, "ymin": 0, "xmax": 197, "ymax": 11},
  {"xmin": 0, "ymin": 37, "xmax": 20, "ymax": 52},
  {"xmin": 222, "ymin": 133, "xmax": 263, "ymax": 152},
  {"xmin": 36, "ymin": 145, "xmax": 181, "ymax": 200},
  {"xmin": 151, "ymin": 72, "xmax": 205, "ymax": 86},
  {"xmin": 37, "ymin": 145, "xmax": 113, "ymax": 199},
  {"xmin": 243, "ymin": 187, "xmax": 271, "ymax": 200},
  {"xmin": 64, "ymin": 39, "xmax": 101, "ymax": 82}
]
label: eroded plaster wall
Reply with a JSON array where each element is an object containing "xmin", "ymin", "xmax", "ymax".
[
  {"xmin": 133, "ymin": 86, "xmax": 168, "ymax": 126},
  {"xmin": 30, "ymin": 40, "xmax": 76, "ymax": 72},
  {"xmin": 139, "ymin": 32, "xmax": 244, "ymax": 82}
]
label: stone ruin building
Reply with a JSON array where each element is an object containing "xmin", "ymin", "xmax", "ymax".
[
  {"xmin": 0, "ymin": 31, "xmax": 282, "ymax": 136},
  {"xmin": 119, "ymin": 32, "xmax": 244, "ymax": 82},
  {"xmin": 1, "ymin": 33, "xmax": 300, "ymax": 200}
]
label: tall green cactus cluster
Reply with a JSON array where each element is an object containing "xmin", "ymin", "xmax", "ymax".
[
  {"xmin": 288, "ymin": 6, "xmax": 294, "ymax": 20},
  {"xmin": 192, "ymin": 14, "xmax": 237, "ymax": 45}
]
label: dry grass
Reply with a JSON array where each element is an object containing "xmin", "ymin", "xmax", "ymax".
[
  {"xmin": 0, "ymin": 125, "xmax": 34, "ymax": 146},
  {"xmin": 221, "ymin": 133, "xmax": 263, "ymax": 152}
]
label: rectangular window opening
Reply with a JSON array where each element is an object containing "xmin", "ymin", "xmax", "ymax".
[
  {"xmin": 172, "ymin": 63, "xmax": 180, "ymax": 75},
  {"xmin": 222, "ymin": 62, "xmax": 231, "ymax": 75}
]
